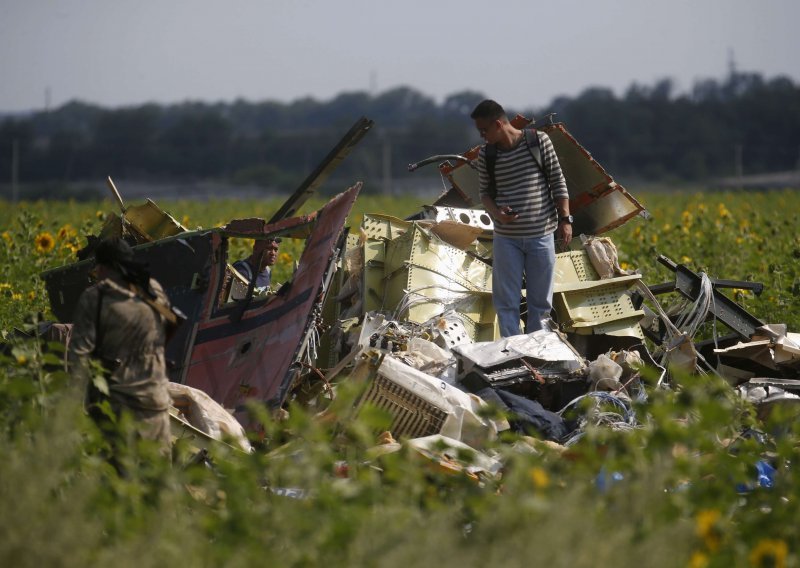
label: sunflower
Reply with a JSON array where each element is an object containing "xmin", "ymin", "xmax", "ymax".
[
  {"xmin": 56, "ymin": 224, "xmax": 75, "ymax": 240},
  {"xmin": 1, "ymin": 231, "xmax": 12, "ymax": 245},
  {"xmin": 749, "ymin": 539, "xmax": 788, "ymax": 568},
  {"xmin": 528, "ymin": 467, "xmax": 550, "ymax": 490},
  {"xmin": 34, "ymin": 231, "xmax": 55, "ymax": 254},
  {"xmin": 695, "ymin": 509, "xmax": 722, "ymax": 552},
  {"xmin": 687, "ymin": 551, "xmax": 708, "ymax": 568}
]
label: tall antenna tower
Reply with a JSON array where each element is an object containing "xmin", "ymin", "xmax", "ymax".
[{"xmin": 727, "ymin": 48, "xmax": 737, "ymax": 78}]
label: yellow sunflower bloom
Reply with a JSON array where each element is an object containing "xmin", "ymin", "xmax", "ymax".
[
  {"xmin": 749, "ymin": 539, "xmax": 788, "ymax": 568},
  {"xmin": 528, "ymin": 467, "xmax": 550, "ymax": 490},
  {"xmin": 56, "ymin": 224, "xmax": 76, "ymax": 240},
  {"xmin": 687, "ymin": 551, "xmax": 709, "ymax": 568},
  {"xmin": 695, "ymin": 509, "xmax": 721, "ymax": 552},
  {"xmin": 34, "ymin": 231, "xmax": 56, "ymax": 254},
  {"xmin": 1, "ymin": 231, "xmax": 12, "ymax": 246}
]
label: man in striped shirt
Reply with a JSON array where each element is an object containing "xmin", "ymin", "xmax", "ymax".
[{"xmin": 471, "ymin": 99, "xmax": 572, "ymax": 337}]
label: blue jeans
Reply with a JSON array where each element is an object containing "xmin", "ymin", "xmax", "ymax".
[{"xmin": 492, "ymin": 233, "xmax": 556, "ymax": 337}]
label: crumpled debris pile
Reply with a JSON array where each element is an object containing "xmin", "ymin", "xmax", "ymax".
[
  {"xmin": 283, "ymin": 196, "xmax": 800, "ymax": 480},
  {"xmin": 36, "ymin": 116, "xmax": 799, "ymax": 484},
  {"xmin": 292, "ymin": 209, "xmax": 659, "ymax": 477}
]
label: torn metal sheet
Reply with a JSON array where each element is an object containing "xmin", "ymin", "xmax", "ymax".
[
  {"xmin": 553, "ymin": 250, "xmax": 645, "ymax": 338},
  {"xmin": 713, "ymin": 340, "xmax": 778, "ymax": 370},
  {"xmin": 383, "ymin": 223, "xmax": 495, "ymax": 335},
  {"xmin": 418, "ymin": 206, "xmax": 495, "ymax": 231},
  {"xmin": 184, "ymin": 184, "xmax": 361, "ymax": 421},
  {"xmin": 425, "ymin": 311, "xmax": 480, "ymax": 350},
  {"xmin": 98, "ymin": 197, "xmax": 188, "ymax": 245},
  {"xmin": 452, "ymin": 329, "xmax": 585, "ymax": 372},
  {"xmin": 432, "ymin": 115, "xmax": 647, "ymax": 235},
  {"xmin": 712, "ymin": 326, "xmax": 800, "ymax": 384},
  {"xmin": 361, "ymin": 214, "xmax": 412, "ymax": 314},
  {"xmin": 452, "ymin": 330, "xmax": 588, "ymax": 410},
  {"xmin": 751, "ymin": 324, "xmax": 800, "ymax": 366}
]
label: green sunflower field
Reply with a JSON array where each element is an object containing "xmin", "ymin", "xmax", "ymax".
[{"xmin": 1, "ymin": 189, "xmax": 798, "ymax": 567}]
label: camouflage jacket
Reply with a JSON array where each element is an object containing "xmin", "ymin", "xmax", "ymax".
[{"xmin": 68, "ymin": 276, "xmax": 172, "ymax": 412}]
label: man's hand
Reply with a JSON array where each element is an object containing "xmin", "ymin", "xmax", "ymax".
[
  {"xmin": 496, "ymin": 205, "xmax": 519, "ymax": 225},
  {"xmin": 557, "ymin": 221, "xmax": 573, "ymax": 245},
  {"xmin": 481, "ymin": 196, "xmax": 519, "ymax": 225}
]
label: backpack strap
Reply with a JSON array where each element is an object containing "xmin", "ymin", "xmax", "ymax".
[
  {"xmin": 524, "ymin": 128, "xmax": 551, "ymax": 190},
  {"xmin": 485, "ymin": 143, "xmax": 498, "ymax": 200},
  {"xmin": 128, "ymin": 283, "xmax": 180, "ymax": 327},
  {"xmin": 523, "ymin": 128, "xmax": 543, "ymax": 170}
]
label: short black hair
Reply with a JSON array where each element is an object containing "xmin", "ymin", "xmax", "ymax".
[
  {"xmin": 470, "ymin": 99, "xmax": 506, "ymax": 121},
  {"xmin": 254, "ymin": 237, "xmax": 281, "ymax": 250}
]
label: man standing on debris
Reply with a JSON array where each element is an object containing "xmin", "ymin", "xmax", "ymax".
[
  {"xmin": 68, "ymin": 238, "xmax": 178, "ymax": 458},
  {"xmin": 233, "ymin": 237, "xmax": 281, "ymax": 289},
  {"xmin": 471, "ymin": 99, "xmax": 572, "ymax": 336}
]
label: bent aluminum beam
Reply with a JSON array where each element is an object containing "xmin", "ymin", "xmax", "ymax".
[{"xmin": 268, "ymin": 117, "xmax": 373, "ymax": 224}]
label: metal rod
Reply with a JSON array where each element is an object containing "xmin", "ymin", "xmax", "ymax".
[{"xmin": 106, "ymin": 176, "xmax": 126, "ymax": 213}]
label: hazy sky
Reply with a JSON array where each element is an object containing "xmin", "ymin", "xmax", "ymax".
[{"xmin": 1, "ymin": 0, "xmax": 798, "ymax": 113}]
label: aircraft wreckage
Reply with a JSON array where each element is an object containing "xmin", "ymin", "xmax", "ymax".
[{"xmin": 40, "ymin": 115, "xmax": 800, "ymax": 471}]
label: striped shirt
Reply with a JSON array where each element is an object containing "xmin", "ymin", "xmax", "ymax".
[{"xmin": 477, "ymin": 130, "xmax": 569, "ymax": 238}]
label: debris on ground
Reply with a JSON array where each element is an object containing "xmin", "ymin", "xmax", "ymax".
[{"xmin": 36, "ymin": 115, "xmax": 799, "ymax": 485}]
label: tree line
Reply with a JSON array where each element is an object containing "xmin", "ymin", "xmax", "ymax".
[{"xmin": 1, "ymin": 70, "xmax": 799, "ymax": 197}]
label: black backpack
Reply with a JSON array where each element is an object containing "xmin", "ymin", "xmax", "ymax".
[{"xmin": 485, "ymin": 128, "xmax": 549, "ymax": 200}]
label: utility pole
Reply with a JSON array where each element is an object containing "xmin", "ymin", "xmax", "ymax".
[
  {"xmin": 11, "ymin": 138, "xmax": 19, "ymax": 204},
  {"xmin": 382, "ymin": 131, "xmax": 392, "ymax": 194},
  {"xmin": 734, "ymin": 144, "xmax": 743, "ymax": 185}
]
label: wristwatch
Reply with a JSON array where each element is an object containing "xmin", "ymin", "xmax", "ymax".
[{"xmin": 559, "ymin": 214, "xmax": 574, "ymax": 224}]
